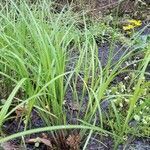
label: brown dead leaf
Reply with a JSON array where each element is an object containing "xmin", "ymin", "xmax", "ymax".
[
  {"xmin": 66, "ymin": 134, "xmax": 80, "ymax": 150},
  {"xmin": 15, "ymin": 106, "xmax": 26, "ymax": 121},
  {"xmin": 26, "ymin": 137, "xmax": 52, "ymax": 148},
  {"xmin": 41, "ymin": 133, "xmax": 48, "ymax": 139},
  {"xmin": 39, "ymin": 138, "xmax": 52, "ymax": 148}
]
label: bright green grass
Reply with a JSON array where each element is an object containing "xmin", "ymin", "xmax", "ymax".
[{"xmin": 0, "ymin": 0, "xmax": 149, "ymax": 149}]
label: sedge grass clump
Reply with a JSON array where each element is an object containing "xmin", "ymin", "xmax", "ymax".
[
  {"xmin": 0, "ymin": 0, "xmax": 111, "ymax": 148},
  {"xmin": 0, "ymin": 0, "xmax": 80, "ymax": 132},
  {"xmin": 0, "ymin": 1, "xmax": 87, "ymax": 148}
]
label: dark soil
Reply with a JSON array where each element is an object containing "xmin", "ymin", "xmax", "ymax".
[
  {"xmin": 98, "ymin": 42, "xmax": 128, "ymax": 67},
  {"xmin": 118, "ymin": 137, "xmax": 150, "ymax": 150},
  {"xmin": 87, "ymin": 135, "xmax": 114, "ymax": 150}
]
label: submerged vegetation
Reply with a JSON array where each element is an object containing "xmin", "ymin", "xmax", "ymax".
[{"xmin": 0, "ymin": 0, "xmax": 150, "ymax": 149}]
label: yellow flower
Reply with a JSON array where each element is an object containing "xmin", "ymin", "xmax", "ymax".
[
  {"xmin": 123, "ymin": 24, "xmax": 134, "ymax": 31},
  {"xmin": 122, "ymin": 19, "xmax": 142, "ymax": 32},
  {"xmin": 127, "ymin": 19, "xmax": 142, "ymax": 27}
]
